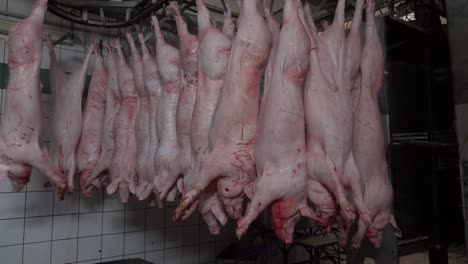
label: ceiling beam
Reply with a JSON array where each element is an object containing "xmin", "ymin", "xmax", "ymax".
[{"xmin": 53, "ymin": 0, "xmax": 143, "ymax": 8}]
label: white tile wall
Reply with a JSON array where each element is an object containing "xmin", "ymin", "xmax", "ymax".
[
  {"xmin": 124, "ymin": 231, "xmax": 145, "ymax": 255},
  {"xmin": 24, "ymin": 216, "xmax": 52, "ymax": 243},
  {"xmin": 51, "ymin": 239, "xmax": 78, "ymax": 264},
  {"xmin": 102, "ymin": 234, "xmax": 124, "ymax": 258},
  {"xmin": 78, "ymin": 213, "xmax": 102, "ymax": 237},
  {"xmin": 23, "ymin": 242, "xmax": 52, "ymax": 264},
  {"xmin": 0, "ymin": 218, "xmax": 24, "ymax": 246},
  {"xmin": 77, "ymin": 236, "xmax": 101, "ymax": 262},
  {"xmin": 183, "ymin": 246, "xmax": 199, "ymax": 264},
  {"xmin": 0, "ymin": 245, "xmax": 23, "ymax": 264},
  {"xmin": 52, "ymin": 214, "xmax": 79, "ymax": 240},
  {"xmin": 0, "ymin": 0, "xmax": 235, "ymax": 263}
]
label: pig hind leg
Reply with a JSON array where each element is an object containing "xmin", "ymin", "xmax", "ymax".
[
  {"xmin": 344, "ymin": 154, "xmax": 371, "ymax": 225},
  {"xmin": 308, "ymin": 144, "xmax": 354, "ymax": 223}
]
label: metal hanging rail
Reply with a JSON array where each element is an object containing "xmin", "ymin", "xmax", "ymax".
[{"xmin": 47, "ymin": 0, "xmax": 171, "ymax": 28}]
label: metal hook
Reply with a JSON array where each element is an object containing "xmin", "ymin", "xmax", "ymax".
[
  {"xmin": 98, "ymin": 33, "xmax": 104, "ymax": 54},
  {"xmin": 220, "ymin": 0, "xmax": 228, "ymax": 12}
]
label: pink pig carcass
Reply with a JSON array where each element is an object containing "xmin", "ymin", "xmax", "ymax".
[
  {"xmin": 0, "ymin": 0, "xmax": 65, "ymax": 195},
  {"xmin": 77, "ymin": 47, "xmax": 108, "ymax": 196},
  {"xmin": 152, "ymin": 15, "xmax": 181, "ymax": 202},
  {"xmin": 174, "ymin": 0, "xmax": 233, "ymax": 234},
  {"xmin": 126, "ymin": 33, "xmax": 152, "ymax": 200},
  {"xmin": 136, "ymin": 33, "xmax": 163, "ymax": 201},
  {"xmin": 107, "ymin": 40, "xmax": 138, "ymax": 203},
  {"xmin": 85, "ymin": 44, "xmax": 121, "ymax": 189},
  {"xmin": 237, "ymin": 0, "xmax": 318, "ymax": 243},
  {"xmin": 170, "ymin": 2, "xmax": 198, "ymax": 195},
  {"xmin": 303, "ymin": 0, "xmax": 371, "ymax": 231},
  {"xmin": 350, "ymin": 0, "xmax": 401, "ymax": 249},
  {"xmin": 261, "ymin": 0, "xmax": 280, "ymax": 104},
  {"xmin": 178, "ymin": 0, "xmax": 271, "ymax": 220},
  {"xmin": 48, "ymin": 36, "xmax": 94, "ymax": 191}
]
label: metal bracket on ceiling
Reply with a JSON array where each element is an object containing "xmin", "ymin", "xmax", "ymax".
[
  {"xmin": 99, "ymin": 8, "xmax": 106, "ymax": 25},
  {"xmin": 52, "ymin": 23, "xmax": 86, "ymax": 48},
  {"xmin": 82, "ymin": 9, "xmax": 88, "ymax": 22}
]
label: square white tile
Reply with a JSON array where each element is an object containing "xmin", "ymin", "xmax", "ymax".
[
  {"xmin": 199, "ymin": 225, "xmax": 216, "ymax": 243},
  {"xmin": 199, "ymin": 243, "xmax": 215, "ymax": 263},
  {"xmin": 51, "ymin": 239, "xmax": 78, "ymax": 264},
  {"xmin": 183, "ymin": 210, "xmax": 199, "ymax": 226},
  {"xmin": 0, "ymin": 192, "xmax": 26, "ymax": 219},
  {"xmin": 125, "ymin": 209, "xmax": 145, "ymax": 232},
  {"xmin": 102, "ymin": 211, "xmax": 125, "ymax": 234},
  {"xmin": 24, "ymin": 216, "xmax": 52, "ymax": 243},
  {"xmin": 145, "ymin": 250, "xmax": 164, "ymax": 264},
  {"xmin": 124, "ymin": 231, "xmax": 145, "ymax": 255},
  {"xmin": 217, "ymin": 221, "xmax": 235, "ymax": 242},
  {"xmin": 145, "ymin": 229, "xmax": 164, "ymax": 251},
  {"xmin": 0, "ymin": 218, "xmax": 24, "ymax": 246},
  {"xmin": 79, "ymin": 191, "xmax": 103, "ymax": 213},
  {"xmin": 0, "ymin": 176, "xmax": 13, "ymax": 192},
  {"xmin": 215, "ymin": 240, "xmax": 231, "ymax": 256},
  {"xmin": 102, "ymin": 233, "xmax": 124, "ymax": 258},
  {"xmin": 77, "ymin": 236, "xmax": 101, "ymax": 262},
  {"xmin": 146, "ymin": 208, "xmax": 164, "ymax": 230},
  {"xmin": 183, "ymin": 225, "xmax": 199, "ymax": 246},
  {"xmin": 165, "ymin": 227, "xmax": 182, "ymax": 249},
  {"xmin": 78, "ymin": 213, "xmax": 102, "ymax": 237},
  {"xmin": 25, "ymin": 191, "xmax": 53, "ymax": 217},
  {"xmin": 23, "ymin": 241, "xmax": 51, "ymax": 264},
  {"xmin": 53, "ymin": 191, "xmax": 79, "ymax": 215},
  {"xmin": 165, "ymin": 207, "xmax": 181, "ymax": 227},
  {"xmin": 183, "ymin": 245, "xmax": 199, "ymax": 264},
  {"xmin": 27, "ymin": 169, "xmax": 54, "ymax": 192},
  {"xmin": 0, "ymin": 245, "xmax": 23, "ymax": 264},
  {"xmin": 165, "ymin": 247, "xmax": 183, "ymax": 264},
  {"xmin": 103, "ymin": 193, "xmax": 125, "ymax": 211},
  {"xmin": 127, "ymin": 195, "xmax": 146, "ymax": 210},
  {"xmin": 52, "ymin": 214, "xmax": 78, "ymax": 240}
]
